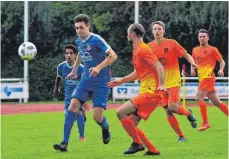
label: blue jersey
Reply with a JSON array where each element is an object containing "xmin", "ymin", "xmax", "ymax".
[
  {"xmin": 73, "ymin": 33, "xmax": 111, "ymax": 82},
  {"xmin": 57, "ymin": 61, "xmax": 84, "ymax": 100}
]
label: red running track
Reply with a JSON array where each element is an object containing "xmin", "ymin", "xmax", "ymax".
[{"xmin": 1, "ymin": 103, "xmax": 213, "ymax": 115}]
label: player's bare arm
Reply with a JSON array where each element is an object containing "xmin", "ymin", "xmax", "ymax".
[
  {"xmin": 89, "ymin": 49, "xmax": 117, "ymax": 77},
  {"xmin": 54, "ymin": 76, "xmax": 61, "ymax": 97},
  {"xmin": 183, "ymin": 53, "xmax": 198, "ymax": 69},
  {"xmin": 218, "ymin": 58, "xmax": 225, "ymax": 77},
  {"xmin": 107, "ymin": 70, "xmax": 138, "ymax": 88},
  {"xmin": 67, "ymin": 54, "xmax": 82, "ymax": 79}
]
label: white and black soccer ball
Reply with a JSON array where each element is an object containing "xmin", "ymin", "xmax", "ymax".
[{"xmin": 18, "ymin": 42, "xmax": 37, "ymax": 60}]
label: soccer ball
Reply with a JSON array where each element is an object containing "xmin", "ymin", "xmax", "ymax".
[{"xmin": 18, "ymin": 42, "xmax": 37, "ymax": 60}]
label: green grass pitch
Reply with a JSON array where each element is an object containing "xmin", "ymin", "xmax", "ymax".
[{"xmin": 2, "ymin": 107, "xmax": 228, "ymax": 159}]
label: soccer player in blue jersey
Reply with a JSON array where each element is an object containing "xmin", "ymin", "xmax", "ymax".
[
  {"xmin": 53, "ymin": 44, "xmax": 87, "ymax": 151},
  {"xmin": 53, "ymin": 14, "xmax": 117, "ymax": 151}
]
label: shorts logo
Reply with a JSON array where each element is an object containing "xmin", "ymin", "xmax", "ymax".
[{"xmin": 164, "ymin": 48, "xmax": 169, "ymax": 53}]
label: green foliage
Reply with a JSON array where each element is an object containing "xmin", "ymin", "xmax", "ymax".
[{"xmin": 1, "ymin": 1, "xmax": 228, "ymax": 101}]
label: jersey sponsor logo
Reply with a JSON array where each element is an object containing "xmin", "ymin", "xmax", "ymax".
[
  {"xmin": 164, "ymin": 48, "xmax": 169, "ymax": 53},
  {"xmin": 80, "ymin": 51, "xmax": 93, "ymax": 61}
]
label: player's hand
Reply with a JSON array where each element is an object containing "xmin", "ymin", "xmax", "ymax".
[
  {"xmin": 157, "ymin": 85, "xmax": 167, "ymax": 91},
  {"xmin": 89, "ymin": 66, "xmax": 100, "ymax": 77},
  {"xmin": 191, "ymin": 70, "xmax": 196, "ymax": 76},
  {"xmin": 53, "ymin": 88, "xmax": 60, "ymax": 97},
  {"xmin": 107, "ymin": 80, "xmax": 122, "ymax": 88},
  {"xmin": 67, "ymin": 72, "xmax": 75, "ymax": 80},
  {"xmin": 191, "ymin": 63, "xmax": 198, "ymax": 70},
  {"xmin": 82, "ymin": 103, "xmax": 90, "ymax": 111},
  {"xmin": 218, "ymin": 70, "xmax": 224, "ymax": 77}
]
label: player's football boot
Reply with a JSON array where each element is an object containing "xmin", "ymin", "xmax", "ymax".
[
  {"xmin": 53, "ymin": 141, "xmax": 68, "ymax": 152},
  {"xmin": 123, "ymin": 142, "xmax": 145, "ymax": 154},
  {"xmin": 198, "ymin": 122, "xmax": 210, "ymax": 131},
  {"xmin": 187, "ymin": 109, "xmax": 197, "ymax": 128},
  {"xmin": 79, "ymin": 137, "xmax": 86, "ymax": 141},
  {"xmin": 178, "ymin": 136, "xmax": 187, "ymax": 142},
  {"xmin": 102, "ymin": 127, "xmax": 111, "ymax": 144},
  {"xmin": 144, "ymin": 150, "xmax": 160, "ymax": 156}
]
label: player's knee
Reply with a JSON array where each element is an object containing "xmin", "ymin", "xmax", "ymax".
[
  {"xmin": 168, "ymin": 103, "xmax": 177, "ymax": 112},
  {"xmin": 93, "ymin": 114, "xmax": 102, "ymax": 123},
  {"xmin": 164, "ymin": 107, "xmax": 173, "ymax": 117},
  {"xmin": 116, "ymin": 109, "xmax": 124, "ymax": 120},
  {"xmin": 69, "ymin": 99, "xmax": 81, "ymax": 111}
]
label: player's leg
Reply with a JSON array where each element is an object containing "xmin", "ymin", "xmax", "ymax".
[
  {"xmin": 129, "ymin": 114, "xmax": 160, "ymax": 155},
  {"xmin": 53, "ymin": 85, "xmax": 89, "ymax": 151},
  {"xmin": 93, "ymin": 86, "xmax": 111, "ymax": 144},
  {"xmin": 196, "ymin": 84, "xmax": 210, "ymax": 131},
  {"xmin": 167, "ymin": 87, "xmax": 197, "ymax": 128},
  {"xmin": 116, "ymin": 100, "xmax": 145, "ymax": 154},
  {"xmin": 161, "ymin": 92, "xmax": 186, "ymax": 141},
  {"xmin": 164, "ymin": 106, "xmax": 186, "ymax": 141},
  {"xmin": 76, "ymin": 108, "xmax": 86, "ymax": 141},
  {"xmin": 207, "ymin": 91, "xmax": 228, "ymax": 116}
]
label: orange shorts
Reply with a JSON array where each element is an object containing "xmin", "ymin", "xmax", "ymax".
[
  {"xmin": 160, "ymin": 87, "xmax": 180, "ymax": 107},
  {"xmin": 198, "ymin": 77, "xmax": 216, "ymax": 93},
  {"xmin": 130, "ymin": 91, "xmax": 164, "ymax": 121}
]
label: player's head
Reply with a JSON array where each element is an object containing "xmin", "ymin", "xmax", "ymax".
[
  {"xmin": 63, "ymin": 44, "xmax": 77, "ymax": 64},
  {"xmin": 151, "ymin": 21, "xmax": 165, "ymax": 39},
  {"xmin": 127, "ymin": 23, "xmax": 145, "ymax": 42},
  {"xmin": 74, "ymin": 14, "xmax": 90, "ymax": 39},
  {"xmin": 198, "ymin": 29, "xmax": 209, "ymax": 46}
]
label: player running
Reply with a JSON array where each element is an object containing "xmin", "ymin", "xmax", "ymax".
[
  {"xmin": 191, "ymin": 29, "xmax": 228, "ymax": 131},
  {"xmin": 147, "ymin": 21, "xmax": 198, "ymax": 141},
  {"xmin": 53, "ymin": 14, "xmax": 117, "ymax": 152},
  {"xmin": 108, "ymin": 23, "xmax": 166, "ymax": 156}
]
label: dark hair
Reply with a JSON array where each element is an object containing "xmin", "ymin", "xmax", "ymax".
[
  {"xmin": 74, "ymin": 14, "xmax": 90, "ymax": 25},
  {"xmin": 152, "ymin": 21, "xmax": 165, "ymax": 30},
  {"xmin": 129, "ymin": 23, "xmax": 145, "ymax": 37},
  {"xmin": 198, "ymin": 29, "xmax": 209, "ymax": 35},
  {"xmin": 63, "ymin": 44, "xmax": 76, "ymax": 54}
]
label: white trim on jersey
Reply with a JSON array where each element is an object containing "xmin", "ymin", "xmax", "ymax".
[
  {"xmin": 81, "ymin": 33, "xmax": 92, "ymax": 43},
  {"xmin": 91, "ymin": 33, "xmax": 111, "ymax": 53}
]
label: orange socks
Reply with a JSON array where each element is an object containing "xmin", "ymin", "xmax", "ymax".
[
  {"xmin": 177, "ymin": 106, "xmax": 191, "ymax": 116},
  {"xmin": 120, "ymin": 116, "xmax": 142, "ymax": 144},
  {"xmin": 167, "ymin": 115, "xmax": 184, "ymax": 137},
  {"xmin": 218, "ymin": 102, "xmax": 228, "ymax": 116},
  {"xmin": 136, "ymin": 128, "xmax": 159, "ymax": 153},
  {"xmin": 198, "ymin": 100, "xmax": 208, "ymax": 122}
]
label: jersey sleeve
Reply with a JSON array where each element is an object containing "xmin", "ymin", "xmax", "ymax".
[
  {"xmin": 174, "ymin": 40, "xmax": 187, "ymax": 58},
  {"xmin": 139, "ymin": 47, "xmax": 158, "ymax": 65},
  {"xmin": 95, "ymin": 35, "xmax": 111, "ymax": 53},
  {"xmin": 57, "ymin": 64, "xmax": 62, "ymax": 78},
  {"xmin": 213, "ymin": 47, "xmax": 222, "ymax": 61},
  {"xmin": 77, "ymin": 64, "xmax": 84, "ymax": 76},
  {"xmin": 191, "ymin": 48, "xmax": 196, "ymax": 62}
]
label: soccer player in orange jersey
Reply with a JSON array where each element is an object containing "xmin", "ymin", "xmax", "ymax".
[
  {"xmin": 191, "ymin": 29, "xmax": 228, "ymax": 131},
  {"xmin": 108, "ymin": 23, "xmax": 166, "ymax": 156},
  {"xmin": 148, "ymin": 21, "xmax": 198, "ymax": 141}
]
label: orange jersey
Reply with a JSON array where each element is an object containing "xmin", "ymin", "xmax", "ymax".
[
  {"xmin": 132, "ymin": 42, "xmax": 159, "ymax": 94},
  {"xmin": 192, "ymin": 45, "xmax": 222, "ymax": 81},
  {"xmin": 148, "ymin": 39, "xmax": 186, "ymax": 88}
]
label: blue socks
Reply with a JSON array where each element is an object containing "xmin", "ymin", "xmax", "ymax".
[
  {"xmin": 97, "ymin": 116, "xmax": 109, "ymax": 129},
  {"xmin": 76, "ymin": 114, "xmax": 85, "ymax": 138},
  {"xmin": 63, "ymin": 111, "xmax": 76, "ymax": 143}
]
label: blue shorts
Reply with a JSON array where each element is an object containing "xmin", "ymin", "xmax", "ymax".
[
  {"xmin": 71, "ymin": 80, "xmax": 110, "ymax": 109},
  {"xmin": 64, "ymin": 99, "xmax": 84, "ymax": 117}
]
